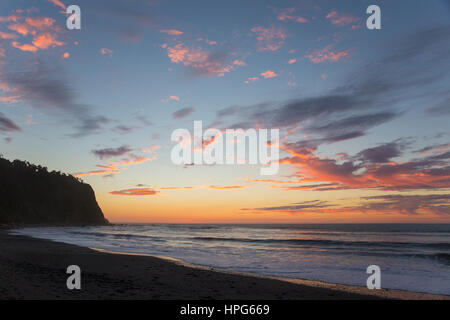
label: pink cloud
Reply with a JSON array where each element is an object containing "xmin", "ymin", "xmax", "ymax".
[
  {"xmin": 275, "ymin": 8, "xmax": 308, "ymax": 23},
  {"xmin": 251, "ymin": 25, "xmax": 287, "ymax": 52},
  {"xmin": 261, "ymin": 70, "xmax": 277, "ymax": 78},
  {"xmin": 305, "ymin": 45, "xmax": 350, "ymax": 63},
  {"xmin": 141, "ymin": 145, "xmax": 161, "ymax": 153},
  {"xmin": 288, "ymin": 58, "xmax": 297, "ymax": 64},
  {"xmin": 0, "ymin": 31, "xmax": 19, "ymax": 40},
  {"xmin": 100, "ymin": 48, "xmax": 113, "ymax": 56},
  {"xmin": 232, "ymin": 59, "xmax": 246, "ymax": 66},
  {"xmin": 244, "ymin": 77, "xmax": 259, "ymax": 84},
  {"xmin": 326, "ymin": 11, "xmax": 359, "ymax": 26},
  {"xmin": 162, "ymin": 95, "xmax": 180, "ymax": 103},
  {"xmin": 166, "ymin": 43, "xmax": 242, "ymax": 77}
]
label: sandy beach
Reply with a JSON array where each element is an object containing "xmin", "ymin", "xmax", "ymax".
[{"xmin": 0, "ymin": 229, "xmax": 448, "ymax": 300}]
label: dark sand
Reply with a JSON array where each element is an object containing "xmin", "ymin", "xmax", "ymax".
[{"xmin": 0, "ymin": 230, "xmax": 448, "ymax": 300}]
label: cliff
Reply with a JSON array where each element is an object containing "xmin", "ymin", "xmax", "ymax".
[{"xmin": 0, "ymin": 157, "xmax": 109, "ymax": 227}]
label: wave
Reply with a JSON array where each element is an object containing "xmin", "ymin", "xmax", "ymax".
[{"xmin": 191, "ymin": 236, "xmax": 450, "ymax": 250}]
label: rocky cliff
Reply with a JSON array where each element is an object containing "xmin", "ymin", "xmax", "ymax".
[{"xmin": 0, "ymin": 157, "xmax": 108, "ymax": 226}]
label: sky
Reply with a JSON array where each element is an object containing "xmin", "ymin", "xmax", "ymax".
[{"xmin": 0, "ymin": 0, "xmax": 449, "ymax": 223}]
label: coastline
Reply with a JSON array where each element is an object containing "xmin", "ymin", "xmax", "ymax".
[{"xmin": 0, "ymin": 229, "xmax": 448, "ymax": 300}]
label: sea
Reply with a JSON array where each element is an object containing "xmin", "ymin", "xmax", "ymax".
[{"xmin": 12, "ymin": 223, "xmax": 450, "ymax": 295}]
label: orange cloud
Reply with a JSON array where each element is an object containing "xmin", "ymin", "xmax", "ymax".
[
  {"xmin": 288, "ymin": 58, "xmax": 297, "ymax": 64},
  {"xmin": 305, "ymin": 45, "xmax": 350, "ymax": 63},
  {"xmin": 251, "ymin": 25, "xmax": 287, "ymax": 51},
  {"xmin": 11, "ymin": 41, "xmax": 38, "ymax": 52},
  {"xmin": 32, "ymin": 33, "xmax": 64, "ymax": 49},
  {"xmin": 74, "ymin": 169, "xmax": 120, "ymax": 177},
  {"xmin": 160, "ymin": 29, "xmax": 183, "ymax": 36},
  {"xmin": 261, "ymin": 70, "xmax": 277, "ymax": 78},
  {"xmin": 161, "ymin": 95, "xmax": 180, "ymax": 103},
  {"xmin": 61, "ymin": 52, "xmax": 69, "ymax": 59},
  {"xmin": 0, "ymin": 15, "xmax": 20, "ymax": 23},
  {"xmin": 25, "ymin": 17, "xmax": 56, "ymax": 28},
  {"xmin": 48, "ymin": 0, "xmax": 66, "ymax": 10},
  {"xmin": 206, "ymin": 185, "xmax": 247, "ymax": 190},
  {"xmin": 0, "ymin": 31, "xmax": 19, "ymax": 40},
  {"xmin": 8, "ymin": 23, "xmax": 33, "ymax": 36},
  {"xmin": 110, "ymin": 188, "xmax": 160, "ymax": 196}
]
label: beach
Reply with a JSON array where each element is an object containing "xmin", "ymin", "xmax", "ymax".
[{"xmin": 0, "ymin": 229, "xmax": 448, "ymax": 300}]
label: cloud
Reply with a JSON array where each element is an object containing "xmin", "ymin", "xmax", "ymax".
[
  {"xmin": 305, "ymin": 44, "xmax": 350, "ymax": 63},
  {"xmin": 48, "ymin": 0, "xmax": 66, "ymax": 10},
  {"xmin": 232, "ymin": 60, "xmax": 246, "ymax": 66},
  {"xmin": 11, "ymin": 42, "xmax": 38, "ymax": 52},
  {"xmin": 100, "ymin": 48, "xmax": 113, "ymax": 56},
  {"xmin": 160, "ymin": 29, "xmax": 183, "ymax": 36},
  {"xmin": 6, "ymin": 16, "xmax": 64, "ymax": 52},
  {"xmin": 1, "ymin": 61, "xmax": 110, "ymax": 137},
  {"xmin": 61, "ymin": 52, "xmax": 69, "ymax": 59},
  {"xmin": 260, "ymin": 70, "xmax": 277, "ymax": 79},
  {"xmin": 242, "ymin": 194, "xmax": 450, "ymax": 216},
  {"xmin": 165, "ymin": 43, "xmax": 242, "ymax": 77},
  {"xmin": 110, "ymin": 188, "xmax": 160, "ymax": 196},
  {"xmin": 32, "ymin": 32, "xmax": 64, "ymax": 49},
  {"xmin": 141, "ymin": 145, "xmax": 161, "ymax": 153},
  {"xmin": 75, "ymin": 153, "xmax": 155, "ymax": 178},
  {"xmin": 206, "ymin": 185, "xmax": 247, "ymax": 190},
  {"xmin": 162, "ymin": 95, "xmax": 180, "ymax": 103},
  {"xmin": 197, "ymin": 38, "xmax": 217, "ymax": 45},
  {"xmin": 0, "ymin": 31, "xmax": 19, "ymax": 40},
  {"xmin": 92, "ymin": 145, "xmax": 133, "ymax": 160},
  {"xmin": 357, "ymin": 142, "xmax": 403, "ymax": 164},
  {"xmin": 244, "ymin": 77, "xmax": 259, "ymax": 84},
  {"xmin": 275, "ymin": 8, "xmax": 308, "ymax": 23},
  {"xmin": 0, "ymin": 112, "xmax": 21, "ymax": 133},
  {"xmin": 74, "ymin": 169, "xmax": 120, "ymax": 177},
  {"xmin": 288, "ymin": 58, "xmax": 296, "ymax": 64},
  {"xmin": 109, "ymin": 184, "xmax": 247, "ymax": 195},
  {"xmin": 326, "ymin": 11, "xmax": 360, "ymax": 26},
  {"xmin": 172, "ymin": 107, "xmax": 195, "ymax": 119},
  {"xmin": 251, "ymin": 25, "xmax": 287, "ymax": 51},
  {"xmin": 242, "ymin": 200, "xmax": 331, "ymax": 212}
]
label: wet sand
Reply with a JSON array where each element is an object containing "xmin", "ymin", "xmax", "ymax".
[{"xmin": 0, "ymin": 230, "xmax": 447, "ymax": 300}]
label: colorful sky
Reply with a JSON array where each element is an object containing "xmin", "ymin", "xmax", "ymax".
[{"xmin": 1, "ymin": 0, "xmax": 449, "ymax": 223}]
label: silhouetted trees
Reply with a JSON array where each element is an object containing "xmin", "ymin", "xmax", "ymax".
[{"xmin": 0, "ymin": 156, "xmax": 108, "ymax": 226}]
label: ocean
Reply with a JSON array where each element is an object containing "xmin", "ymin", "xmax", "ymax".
[{"xmin": 12, "ymin": 223, "xmax": 450, "ymax": 295}]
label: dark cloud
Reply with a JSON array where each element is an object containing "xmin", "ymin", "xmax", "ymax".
[
  {"xmin": 3, "ymin": 61, "xmax": 109, "ymax": 137},
  {"xmin": 359, "ymin": 194, "xmax": 450, "ymax": 215},
  {"xmin": 172, "ymin": 107, "xmax": 195, "ymax": 119},
  {"xmin": 92, "ymin": 145, "xmax": 132, "ymax": 160},
  {"xmin": 216, "ymin": 26, "xmax": 449, "ymax": 150},
  {"xmin": 357, "ymin": 142, "xmax": 403, "ymax": 164},
  {"xmin": 0, "ymin": 112, "xmax": 21, "ymax": 133},
  {"xmin": 242, "ymin": 200, "xmax": 331, "ymax": 212},
  {"xmin": 243, "ymin": 194, "xmax": 450, "ymax": 216}
]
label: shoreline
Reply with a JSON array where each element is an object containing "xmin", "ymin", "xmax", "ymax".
[
  {"xmin": 1, "ymin": 230, "xmax": 448, "ymax": 300},
  {"xmin": 91, "ymin": 247, "xmax": 450, "ymax": 300}
]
